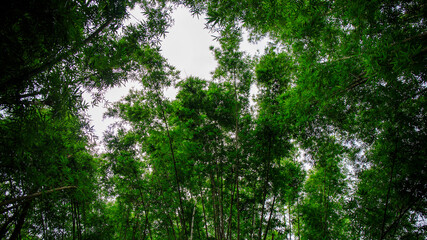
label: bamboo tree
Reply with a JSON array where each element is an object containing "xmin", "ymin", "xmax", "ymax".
[{"xmin": 3, "ymin": 1, "xmax": 424, "ymax": 238}]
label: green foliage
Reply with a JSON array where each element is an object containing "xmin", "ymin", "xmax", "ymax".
[
  {"xmin": 0, "ymin": 106, "xmax": 100, "ymax": 239},
  {"xmin": 1, "ymin": 0, "xmax": 425, "ymax": 239}
]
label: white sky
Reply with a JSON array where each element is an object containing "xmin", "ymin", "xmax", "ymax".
[{"xmin": 86, "ymin": 6, "xmax": 268, "ymax": 151}]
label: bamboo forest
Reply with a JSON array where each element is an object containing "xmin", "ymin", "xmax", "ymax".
[{"xmin": 1, "ymin": 0, "xmax": 426, "ymax": 239}]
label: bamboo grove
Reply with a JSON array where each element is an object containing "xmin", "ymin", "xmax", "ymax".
[{"xmin": 1, "ymin": 0, "xmax": 426, "ymax": 239}]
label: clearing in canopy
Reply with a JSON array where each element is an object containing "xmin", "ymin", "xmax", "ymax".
[{"xmin": 0, "ymin": 0, "xmax": 425, "ymax": 239}]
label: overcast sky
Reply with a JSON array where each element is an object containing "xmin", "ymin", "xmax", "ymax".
[{"xmin": 86, "ymin": 6, "xmax": 268, "ymax": 151}]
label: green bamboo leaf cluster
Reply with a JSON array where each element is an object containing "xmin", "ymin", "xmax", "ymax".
[{"xmin": 1, "ymin": 0, "xmax": 425, "ymax": 239}]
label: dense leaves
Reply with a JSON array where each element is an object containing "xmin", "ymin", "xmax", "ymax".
[{"xmin": 1, "ymin": 0, "xmax": 425, "ymax": 239}]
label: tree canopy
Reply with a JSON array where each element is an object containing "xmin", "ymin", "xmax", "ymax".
[{"xmin": 1, "ymin": 0, "xmax": 425, "ymax": 239}]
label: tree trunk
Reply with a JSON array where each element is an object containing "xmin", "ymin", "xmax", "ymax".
[
  {"xmin": 0, "ymin": 208, "xmax": 19, "ymax": 239},
  {"xmin": 226, "ymin": 175, "xmax": 236, "ymax": 240},
  {"xmin": 288, "ymin": 203, "xmax": 292, "ymax": 240},
  {"xmin": 258, "ymin": 138, "xmax": 272, "ymax": 239},
  {"xmin": 380, "ymin": 133, "xmax": 398, "ymax": 240},
  {"xmin": 233, "ymin": 70, "xmax": 240, "ymax": 240},
  {"xmin": 157, "ymin": 94, "xmax": 186, "ymax": 237},
  {"xmin": 142, "ymin": 210, "xmax": 149, "ymax": 240},
  {"xmin": 132, "ymin": 215, "xmax": 139, "ymax": 240},
  {"xmin": 77, "ymin": 202, "xmax": 82, "ymax": 240},
  {"xmin": 217, "ymin": 140, "xmax": 225, "ymax": 240},
  {"xmin": 9, "ymin": 201, "xmax": 31, "ymax": 240},
  {"xmin": 250, "ymin": 204, "xmax": 256, "ymax": 238},
  {"xmin": 190, "ymin": 201, "xmax": 196, "ymax": 240},
  {"xmin": 200, "ymin": 185, "xmax": 210, "ymax": 240},
  {"xmin": 168, "ymin": 214, "xmax": 177, "ymax": 240},
  {"xmin": 297, "ymin": 197, "xmax": 300, "ymax": 240},
  {"xmin": 72, "ymin": 202, "xmax": 76, "ymax": 240},
  {"xmin": 210, "ymin": 173, "xmax": 220, "ymax": 240},
  {"xmin": 263, "ymin": 195, "xmax": 277, "ymax": 240},
  {"xmin": 236, "ymin": 173, "xmax": 240, "ymax": 240},
  {"xmin": 0, "ymin": 186, "xmax": 77, "ymax": 208}
]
